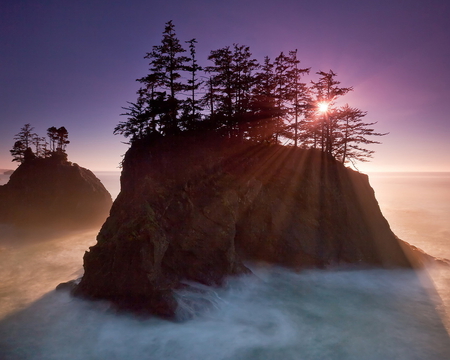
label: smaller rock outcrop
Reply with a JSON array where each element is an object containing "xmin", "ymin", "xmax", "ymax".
[{"xmin": 0, "ymin": 154, "xmax": 112, "ymax": 229}]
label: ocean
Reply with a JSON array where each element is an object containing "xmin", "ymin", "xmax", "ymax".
[{"xmin": 0, "ymin": 171, "xmax": 449, "ymax": 359}]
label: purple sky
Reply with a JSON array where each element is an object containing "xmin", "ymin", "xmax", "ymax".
[{"xmin": 1, "ymin": 0, "xmax": 449, "ymax": 172}]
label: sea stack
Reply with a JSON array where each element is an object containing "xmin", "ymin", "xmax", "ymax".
[
  {"xmin": 73, "ymin": 134, "xmax": 412, "ymax": 317},
  {"xmin": 0, "ymin": 152, "xmax": 112, "ymax": 229}
]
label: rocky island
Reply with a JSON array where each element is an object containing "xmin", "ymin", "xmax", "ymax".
[
  {"xmin": 0, "ymin": 151, "xmax": 112, "ymax": 229},
  {"xmin": 73, "ymin": 135, "xmax": 416, "ymax": 318},
  {"xmin": 71, "ymin": 22, "xmax": 424, "ymax": 318}
]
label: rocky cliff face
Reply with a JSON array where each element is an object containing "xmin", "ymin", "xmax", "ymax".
[
  {"xmin": 0, "ymin": 155, "xmax": 112, "ymax": 229},
  {"xmin": 74, "ymin": 135, "xmax": 412, "ymax": 317}
]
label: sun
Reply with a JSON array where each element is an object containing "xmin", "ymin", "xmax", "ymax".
[{"xmin": 317, "ymin": 102, "xmax": 329, "ymax": 113}]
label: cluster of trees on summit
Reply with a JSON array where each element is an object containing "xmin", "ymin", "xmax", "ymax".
[
  {"xmin": 10, "ymin": 123, "xmax": 69, "ymax": 163},
  {"xmin": 115, "ymin": 21, "xmax": 386, "ymax": 166}
]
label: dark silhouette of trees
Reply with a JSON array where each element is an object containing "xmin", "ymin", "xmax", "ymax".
[
  {"xmin": 272, "ymin": 52, "xmax": 292, "ymax": 143},
  {"xmin": 203, "ymin": 46, "xmax": 234, "ymax": 134},
  {"xmin": 203, "ymin": 44, "xmax": 258, "ymax": 138},
  {"xmin": 114, "ymin": 100, "xmax": 151, "ymax": 141},
  {"xmin": 334, "ymin": 104, "xmax": 388, "ymax": 165},
  {"xmin": 303, "ymin": 72, "xmax": 387, "ymax": 166},
  {"xmin": 47, "ymin": 126, "xmax": 59, "ymax": 152},
  {"xmin": 10, "ymin": 124, "xmax": 37, "ymax": 163},
  {"xmin": 309, "ymin": 70, "xmax": 352, "ymax": 155},
  {"xmin": 116, "ymin": 21, "xmax": 387, "ymax": 167},
  {"xmin": 55, "ymin": 126, "xmax": 70, "ymax": 151},
  {"xmin": 14, "ymin": 123, "xmax": 36, "ymax": 150},
  {"xmin": 138, "ymin": 20, "xmax": 190, "ymax": 136},
  {"xmin": 3, "ymin": 25, "xmax": 385, "ymax": 169},
  {"xmin": 32, "ymin": 134, "xmax": 48, "ymax": 158},
  {"xmin": 47, "ymin": 126, "xmax": 69, "ymax": 152},
  {"xmin": 10, "ymin": 124, "xmax": 70, "ymax": 163},
  {"xmin": 124, "ymin": 21, "xmax": 203, "ymax": 140},
  {"xmin": 182, "ymin": 38, "xmax": 203, "ymax": 131},
  {"xmin": 249, "ymin": 56, "xmax": 279, "ymax": 143},
  {"xmin": 231, "ymin": 44, "xmax": 259, "ymax": 136},
  {"xmin": 247, "ymin": 51, "xmax": 309, "ymax": 145},
  {"xmin": 286, "ymin": 50, "xmax": 310, "ymax": 147},
  {"xmin": 10, "ymin": 141, "xmax": 26, "ymax": 163}
]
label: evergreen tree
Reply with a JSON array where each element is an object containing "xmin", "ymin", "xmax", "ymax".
[
  {"xmin": 10, "ymin": 141, "xmax": 26, "ymax": 163},
  {"xmin": 56, "ymin": 127, "xmax": 70, "ymax": 151},
  {"xmin": 11, "ymin": 124, "xmax": 68, "ymax": 162},
  {"xmin": 200, "ymin": 76, "xmax": 217, "ymax": 129},
  {"xmin": 181, "ymin": 38, "xmax": 203, "ymax": 131},
  {"xmin": 14, "ymin": 123, "xmax": 37, "ymax": 150},
  {"xmin": 310, "ymin": 70, "xmax": 352, "ymax": 155},
  {"xmin": 204, "ymin": 44, "xmax": 258, "ymax": 138},
  {"xmin": 249, "ymin": 51, "xmax": 309, "ymax": 145},
  {"xmin": 205, "ymin": 46, "xmax": 235, "ymax": 134},
  {"xmin": 231, "ymin": 45, "xmax": 258, "ymax": 114},
  {"xmin": 10, "ymin": 124, "xmax": 37, "ymax": 163},
  {"xmin": 139, "ymin": 20, "xmax": 190, "ymax": 135},
  {"xmin": 113, "ymin": 21, "xmax": 388, "ymax": 167},
  {"xmin": 32, "ymin": 134, "xmax": 48, "ymax": 158},
  {"xmin": 47, "ymin": 126, "xmax": 59, "ymax": 152},
  {"xmin": 334, "ymin": 104, "xmax": 387, "ymax": 165},
  {"xmin": 285, "ymin": 50, "xmax": 310, "ymax": 147},
  {"xmin": 135, "ymin": 73, "xmax": 160, "ymax": 135},
  {"xmin": 250, "ymin": 56, "xmax": 279, "ymax": 143},
  {"xmin": 272, "ymin": 52, "xmax": 293, "ymax": 143},
  {"xmin": 114, "ymin": 99, "xmax": 152, "ymax": 141}
]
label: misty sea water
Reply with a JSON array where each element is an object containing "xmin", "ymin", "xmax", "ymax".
[{"xmin": 0, "ymin": 171, "xmax": 449, "ymax": 359}]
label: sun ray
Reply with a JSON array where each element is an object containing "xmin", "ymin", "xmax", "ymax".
[{"xmin": 318, "ymin": 102, "xmax": 329, "ymax": 113}]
